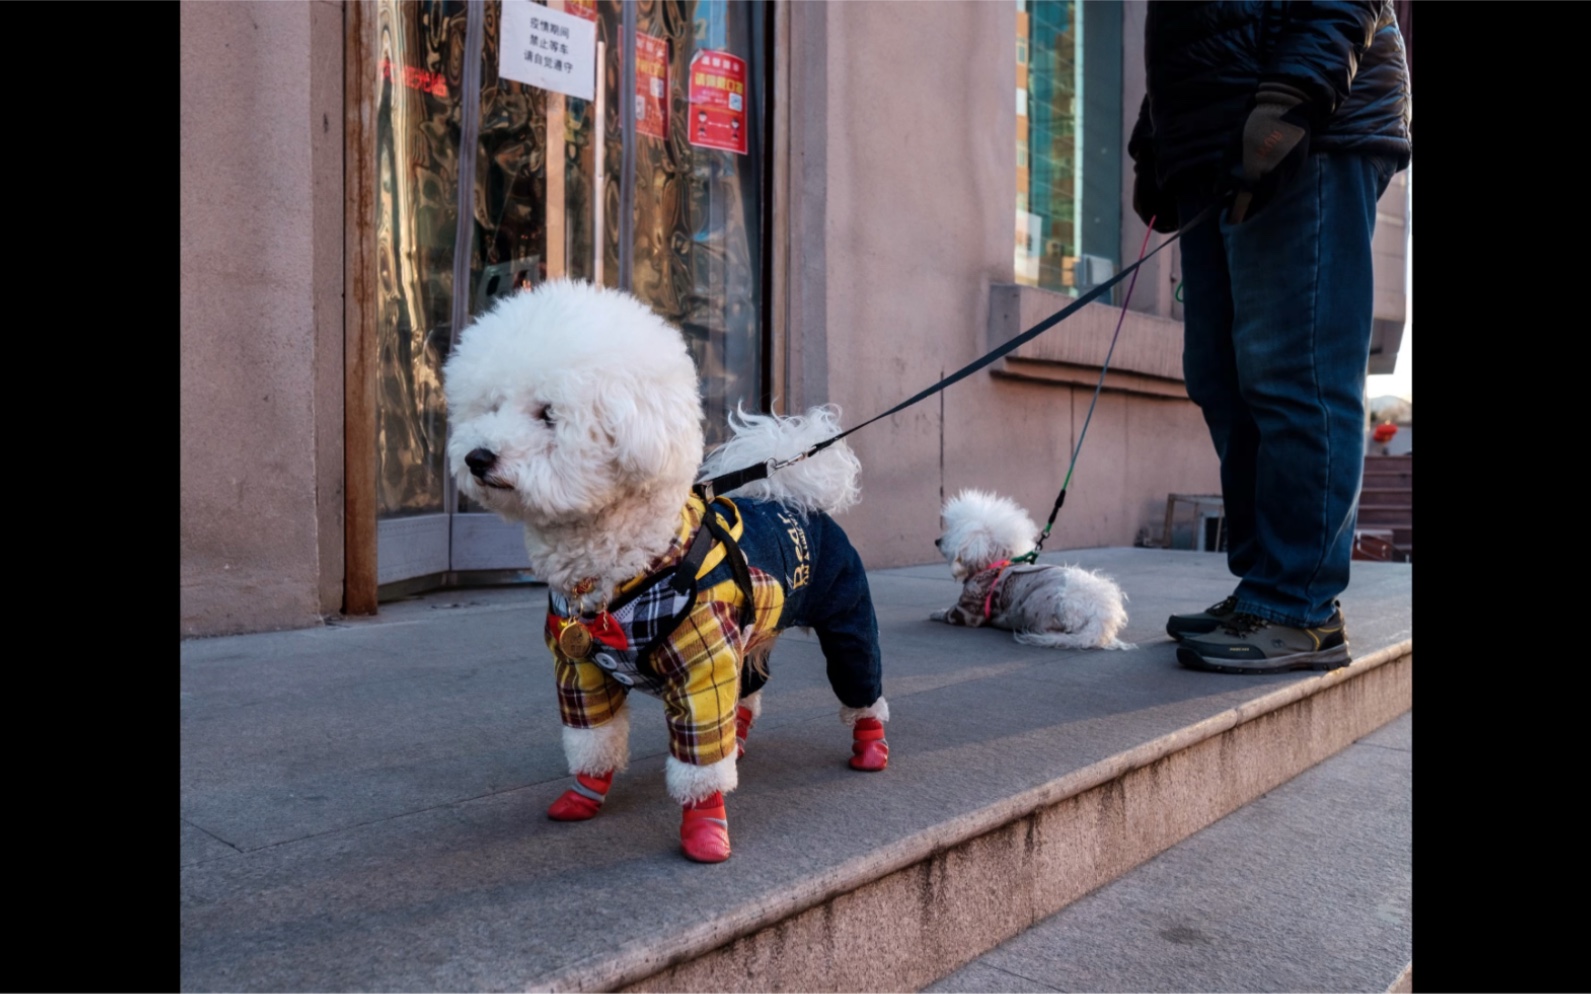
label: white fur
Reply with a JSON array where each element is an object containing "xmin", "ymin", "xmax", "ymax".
[
  {"xmin": 442, "ymin": 279, "xmax": 886, "ymax": 819},
  {"xmin": 444, "ymin": 280, "xmax": 867, "ymax": 596},
  {"xmin": 701, "ymin": 405, "xmax": 862, "ymax": 514},
  {"xmin": 935, "ymin": 490, "xmax": 1135, "ymax": 651},
  {"xmin": 443, "ymin": 280, "xmax": 704, "ymax": 597},
  {"xmin": 739, "ymin": 689, "xmax": 763, "ymax": 719},
  {"xmin": 562, "ymin": 703, "xmax": 630, "ymax": 775},
  {"xmin": 839, "ymin": 695, "xmax": 890, "ymax": 727},
  {"xmin": 938, "ymin": 490, "xmax": 1040, "ymax": 582},
  {"xmin": 666, "ymin": 754, "xmax": 738, "ymax": 805},
  {"xmin": 1002, "ymin": 570, "xmax": 1135, "ymax": 651}
]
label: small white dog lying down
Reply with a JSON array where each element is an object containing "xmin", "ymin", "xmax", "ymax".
[
  {"xmin": 931, "ymin": 490, "xmax": 1135, "ymax": 650},
  {"xmin": 443, "ymin": 280, "xmax": 889, "ymax": 864}
]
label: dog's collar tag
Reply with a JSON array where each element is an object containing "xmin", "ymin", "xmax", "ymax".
[{"xmin": 557, "ymin": 618, "xmax": 594, "ymax": 658}]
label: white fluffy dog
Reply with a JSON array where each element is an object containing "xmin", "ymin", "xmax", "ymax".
[
  {"xmin": 930, "ymin": 490, "xmax": 1135, "ymax": 650},
  {"xmin": 443, "ymin": 280, "xmax": 890, "ymax": 864}
]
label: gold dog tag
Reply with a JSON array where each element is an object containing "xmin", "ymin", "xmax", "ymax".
[{"xmin": 558, "ymin": 620, "xmax": 594, "ymax": 658}]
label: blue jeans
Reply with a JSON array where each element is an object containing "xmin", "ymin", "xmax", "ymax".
[{"xmin": 1177, "ymin": 153, "xmax": 1398, "ymax": 628}]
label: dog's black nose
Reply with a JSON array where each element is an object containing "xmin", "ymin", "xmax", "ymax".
[
  {"xmin": 464, "ymin": 448, "xmax": 497, "ymax": 477},
  {"xmin": 934, "ymin": 538, "xmax": 942, "ymax": 549}
]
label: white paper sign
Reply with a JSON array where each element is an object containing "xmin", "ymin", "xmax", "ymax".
[{"xmin": 499, "ymin": 0, "xmax": 596, "ymax": 101}]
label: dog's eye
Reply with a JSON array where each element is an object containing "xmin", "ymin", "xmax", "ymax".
[{"xmin": 534, "ymin": 404, "xmax": 555, "ymax": 426}]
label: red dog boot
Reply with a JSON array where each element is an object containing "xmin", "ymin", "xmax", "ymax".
[
  {"xmin": 547, "ymin": 770, "xmax": 614, "ymax": 821},
  {"xmin": 680, "ymin": 792, "xmax": 732, "ymax": 863},
  {"xmin": 736, "ymin": 704, "xmax": 756, "ymax": 759},
  {"xmin": 849, "ymin": 717, "xmax": 889, "ymax": 771}
]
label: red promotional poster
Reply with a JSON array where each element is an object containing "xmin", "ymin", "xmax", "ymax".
[
  {"xmin": 565, "ymin": 1, "xmax": 597, "ymax": 22},
  {"xmin": 687, "ymin": 49, "xmax": 747, "ymax": 154},
  {"xmin": 635, "ymin": 33, "xmax": 669, "ymax": 140}
]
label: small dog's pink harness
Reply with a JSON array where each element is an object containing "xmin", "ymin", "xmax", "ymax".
[{"xmin": 981, "ymin": 560, "xmax": 1014, "ymax": 620}]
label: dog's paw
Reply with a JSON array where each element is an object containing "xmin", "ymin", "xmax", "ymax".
[{"xmin": 929, "ymin": 608, "xmax": 950, "ymax": 622}]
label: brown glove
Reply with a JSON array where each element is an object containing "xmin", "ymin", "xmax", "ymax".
[{"xmin": 1227, "ymin": 81, "xmax": 1314, "ymax": 224}]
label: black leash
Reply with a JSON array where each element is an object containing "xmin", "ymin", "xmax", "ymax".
[
  {"xmin": 1016, "ymin": 204, "xmax": 1193, "ymax": 560},
  {"xmin": 693, "ymin": 201, "xmax": 1221, "ymax": 503}
]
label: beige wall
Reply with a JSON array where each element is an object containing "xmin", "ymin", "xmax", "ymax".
[
  {"xmin": 784, "ymin": 0, "xmax": 1219, "ymax": 568},
  {"xmin": 180, "ymin": 0, "xmax": 345, "ymax": 636},
  {"xmin": 1370, "ymin": 169, "xmax": 1410, "ymax": 373},
  {"xmin": 177, "ymin": 0, "xmax": 1403, "ymax": 636}
]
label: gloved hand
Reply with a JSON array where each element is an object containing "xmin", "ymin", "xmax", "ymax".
[
  {"xmin": 1226, "ymin": 81, "xmax": 1314, "ymax": 223},
  {"xmin": 1132, "ymin": 161, "xmax": 1179, "ymax": 234}
]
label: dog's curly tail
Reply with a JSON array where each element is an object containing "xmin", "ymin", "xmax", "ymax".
[{"xmin": 698, "ymin": 404, "xmax": 862, "ymax": 515}]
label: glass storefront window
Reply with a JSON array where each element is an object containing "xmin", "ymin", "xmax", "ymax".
[
  {"xmin": 630, "ymin": 0, "xmax": 766, "ymax": 445},
  {"xmin": 371, "ymin": 0, "xmax": 769, "ymax": 584},
  {"xmin": 374, "ymin": 0, "xmax": 466, "ymax": 518},
  {"xmin": 1015, "ymin": 0, "xmax": 1120, "ymax": 296},
  {"xmin": 459, "ymin": 0, "xmax": 766, "ymax": 453}
]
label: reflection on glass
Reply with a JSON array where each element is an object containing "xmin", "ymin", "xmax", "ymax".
[
  {"xmin": 375, "ymin": 0, "xmax": 768, "ymax": 526},
  {"xmin": 597, "ymin": 0, "xmax": 623, "ymax": 287},
  {"xmin": 374, "ymin": 0, "xmax": 465, "ymax": 517},
  {"xmin": 561, "ymin": 3, "xmax": 600, "ymax": 283},
  {"xmin": 472, "ymin": 1, "xmax": 549, "ymax": 312},
  {"xmin": 630, "ymin": 0, "xmax": 764, "ymax": 446},
  {"xmin": 1016, "ymin": 0, "xmax": 1079, "ymax": 291}
]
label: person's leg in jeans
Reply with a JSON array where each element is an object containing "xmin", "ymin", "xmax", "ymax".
[
  {"xmin": 1222, "ymin": 153, "xmax": 1392, "ymax": 627},
  {"xmin": 1178, "ymin": 186, "xmax": 1261, "ymax": 585},
  {"xmin": 1180, "ymin": 153, "xmax": 1394, "ymax": 634}
]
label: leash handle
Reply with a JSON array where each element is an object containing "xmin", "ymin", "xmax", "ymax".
[{"xmin": 693, "ymin": 202, "xmax": 1220, "ymax": 502}]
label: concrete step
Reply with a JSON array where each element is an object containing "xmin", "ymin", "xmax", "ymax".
[
  {"xmin": 179, "ymin": 550, "xmax": 1413, "ymax": 993},
  {"xmin": 927, "ymin": 711, "xmax": 1412, "ymax": 994},
  {"xmin": 1357, "ymin": 506, "xmax": 1414, "ymax": 526},
  {"xmin": 1362, "ymin": 469, "xmax": 1412, "ymax": 488},
  {"xmin": 1363, "ymin": 456, "xmax": 1412, "ymax": 487},
  {"xmin": 1360, "ymin": 487, "xmax": 1413, "ymax": 507}
]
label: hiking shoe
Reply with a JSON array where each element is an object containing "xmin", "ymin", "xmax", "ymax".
[
  {"xmin": 1176, "ymin": 606, "xmax": 1350, "ymax": 673},
  {"xmin": 1165, "ymin": 596, "xmax": 1238, "ymax": 641}
]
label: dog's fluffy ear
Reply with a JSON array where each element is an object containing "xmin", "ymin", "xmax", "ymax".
[{"xmin": 595, "ymin": 370, "xmax": 705, "ymax": 488}]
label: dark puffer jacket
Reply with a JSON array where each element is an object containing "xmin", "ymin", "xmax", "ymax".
[{"xmin": 1130, "ymin": 1, "xmax": 1412, "ymax": 191}]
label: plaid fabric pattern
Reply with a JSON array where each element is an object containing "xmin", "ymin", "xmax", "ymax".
[
  {"xmin": 548, "ymin": 580, "xmax": 693, "ymax": 698},
  {"xmin": 648, "ymin": 572, "xmax": 783, "ymax": 764},
  {"xmin": 548, "ymin": 496, "xmax": 786, "ymax": 767}
]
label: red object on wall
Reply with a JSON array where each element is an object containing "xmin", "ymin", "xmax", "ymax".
[
  {"xmin": 1373, "ymin": 423, "xmax": 1398, "ymax": 444},
  {"xmin": 688, "ymin": 50, "xmax": 748, "ymax": 154},
  {"xmin": 635, "ymin": 33, "xmax": 669, "ymax": 140}
]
